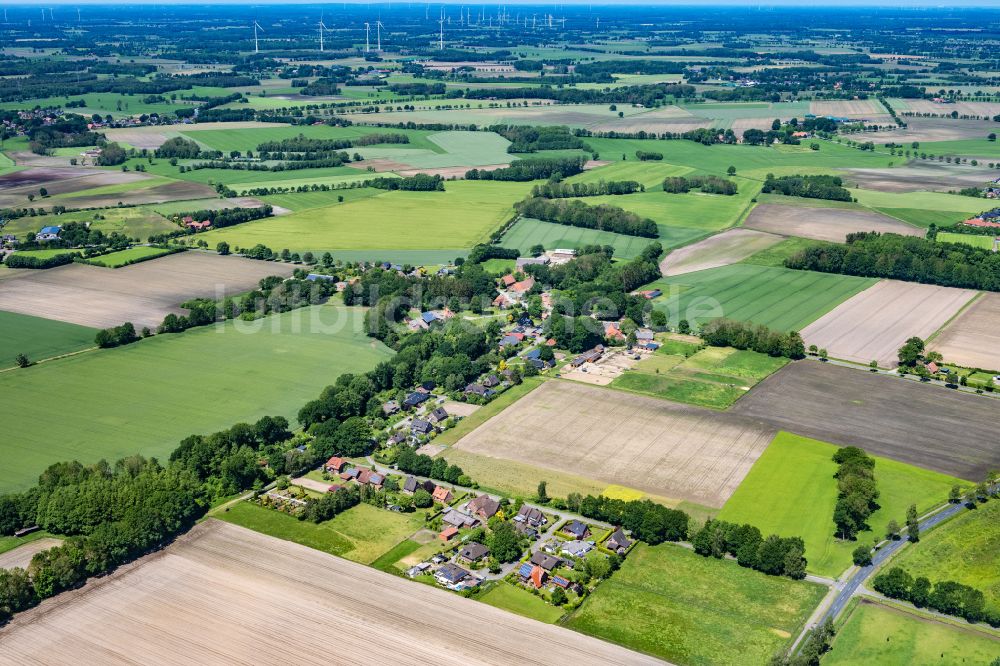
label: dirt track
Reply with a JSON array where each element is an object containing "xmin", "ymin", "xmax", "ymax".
[
  {"xmin": 454, "ymin": 380, "xmax": 775, "ymax": 508},
  {"xmin": 660, "ymin": 228, "xmax": 782, "ymax": 276},
  {"xmin": 0, "ymin": 520, "xmax": 662, "ymax": 666},
  {"xmin": 731, "ymin": 362, "xmax": 1000, "ymax": 480},
  {"xmin": 743, "ymin": 204, "xmax": 922, "ymax": 242},
  {"xmin": 930, "ymin": 292, "xmax": 1000, "ymax": 371},
  {"xmin": 0, "ymin": 252, "xmax": 294, "ymax": 329},
  {"xmin": 801, "ymin": 280, "xmax": 976, "ymax": 366}
]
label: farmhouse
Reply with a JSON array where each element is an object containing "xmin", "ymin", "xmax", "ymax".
[{"xmin": 324, "ymin": 456, "xmax": 347, "ymax": 473}]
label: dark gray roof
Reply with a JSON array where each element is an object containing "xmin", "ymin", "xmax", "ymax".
[{"xmin": 459, "ymin": 543, "xmax": 490, "ymax": 561}]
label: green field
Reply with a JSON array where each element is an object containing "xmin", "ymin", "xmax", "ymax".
[
  {"xmin": 7, "ymin": 248, "xmax": 80, "ymax": 260},
  {"xmin": 568, "ymin": 160, "xmax": 694, "ymax": 188},
  {"xmin": 912, "ymin": 139, "xmax": 1000, "ymax": 159},
  {"xmin": 0, "ymin": 304, "xmax": 392, "ymax": 492},
  {"xmin": 83, "ymin": 246, "xmax": 175, "ymax": 268},
  {"xmin": 479, "ymin": 583, "xmax": 566, "ymax": 623},
  {"xmin": 739, "ymin": 237, "xmax": 832, "ymax": 268},
  {"xmin": 826, "ymin": 601, "xmax": 1000, "ymax": 665},
  {"xmin": 649, "ymin": 264, "xmax": 877, "ymax": 332},
  {"xmin": 611, "ymin": 346, "xmax": 788, "ymax": 409},
  {"xmin": 260, "ymin": 187, "xmax": 382, "ymax": 212},
  {"xmin": 565, "ymin": 543, "xmax": 825, "ymax": 666},
  {"xmin": 0, "ymin": 311, "xmax": 97, "ymax": 369},
  {"xmin": 3, "ymin": 208, "xmax": 177, "ymax": 242},
  {"xmin": 201, "ymin": 180, "xmax": 531, "ymax": 253},
  {"xmin": 218, "ymin": 501, "xmax": 424, "ymax": 564},
  {"xmin": 937, "ymin": 231, "xmax": 996, "ymax": 250},
  {"xmin": 500, "ymin": 217, "xmax": 656, "ymax": 259},
  {"xmin": 718, "ymin": 432, "xmax": 965, "ymax": 579},
  {"xmin": 890, "ymin": 498, "xmax": 1000, "ymax": 614}
]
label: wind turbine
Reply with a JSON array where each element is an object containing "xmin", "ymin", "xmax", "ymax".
[
  {"xmin": 438, "ymin": 9, "xmax": 444, "ymax": 50},
  {"xmin": 376, "ymin": 20, "xmax": 383, "ymax": 52},
  {"xmin": 364, "ymin": 22, "xmax": 370, "ymax": 53},
  {"xmin": 319, "ymin": 17, "xmax": 327, "ymax": 52},
  {"xmin": 253, "ymin": 21, "xmax": 264, "ymax": 54}
]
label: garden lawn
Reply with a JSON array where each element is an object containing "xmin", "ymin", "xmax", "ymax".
[
  {"xmin": 718, "ymin": 432, "xmax": 965, "ymax": 579},
  {"xmin": 199, "ymin": 180, "xmax": 531, "ymax": 253},
  {"xmin": 0, "ymin": 310, "xmax": 96, "ymax": 369},
  {"xmin": 479, "ymin": 583, "xmax": 565, "ymax": 624},
  {"xmin": 890, "ymin": 497, "xmax": 1000, "ymax": 614},
  {"xmin": 218, "ymin": 501, "xmax": 424, "ymax": 564},
  {"xmin": 83, "ymin": 246, "xmax": 174, "ymax": 268},
  {"xmin": 500, "ymin": 217, "xmax": 656, "ymax": 260},
  {"xmin": 565, "ymin": 543, "xmax": 825, "ymax": 666},
  {"xmin": 0, "ymin": 304, "xmax": 393, "ymax": 492},
  {"xmin": 825, "ymin": 601, "xmax": 1000, "ymax": 665},
  {"xmin": 611, "ymin": 346, "xmax": 787, "ymax": 409},
  {"xmin": 651, "ymin": 264, "xmax": 877, "ymax": 332}
]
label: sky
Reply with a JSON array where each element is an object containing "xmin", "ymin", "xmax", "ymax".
[{"xmin": 11, "ymin": 1, "xmax": 1000, "ymax": 6}]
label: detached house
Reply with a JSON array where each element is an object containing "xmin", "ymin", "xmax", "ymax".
[
  {"xmin": 515, "ymin": 505, "xmax": 546, "ymax": 527},
  {"xmin": 432, "ymin": 486, "xmax": 454, "ymax": 504},
  {"xmin": 466, "ymin": 494, "xmax": 500, "ymax": 521}
]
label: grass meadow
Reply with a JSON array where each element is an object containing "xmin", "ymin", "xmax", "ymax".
[
  {"xmin": 890, "ymin": 498, "xmax": 1000, "ymax": 614},
  {"xmin": 218, "ymin": 501, "xmax": 424, "ymax": 565},
  {"xmin": 718, "ymin": 432, "xmax": 964, "ymax": 579},
  {"xmin": 611, "ymin": 346, "xmax": 788, "ymax": 409},
  {"xmin": 0, "ymin": 305, "xmax": 392, "ymax": 492},
  {"xmin": 565, "ymin": 543, "xmax": 825, "ymax": 666},
  {"xmin": 0, "ymin": 311, "xmax": 96, "ymax": 369},
  {"xmin": 937, "ymin": 231, "xmax": 996, "ymax": 250},
  {"xmin": 500, "ymin": 217, "xmax": 656, "ymax": 259},
  {"xmin": 826, "ymin": 601, "xmax": 1000, "ymax": 665},
  {"xmin": 479, "ymin": 583, "xmax": 565, "ymax": 624},
  {"xmin": 649, "ymin": 264, "xmax": 877, "ymax": 333},
  {"xmin": 83, "ymin": 246, "xmax": 175, "ymax": 267},
  {"xmin": 200, "ymin": 180, "xmax": 532, "ymax": 253}
]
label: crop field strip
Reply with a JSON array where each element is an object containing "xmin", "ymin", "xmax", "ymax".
[
  {"xmin": 742, "ymin": 203, "xmax": 924, "ymax": 243},
  {"xmin": 731, "ymin": 361, "xmax": 1000, "ymax": 481},
  {"xmin": 660, "ymin": 228, "xmax": 783, "ymax": 276},
  {"xmin": 0, "ymin": 520, "xmax": 660, "ymax": 666},
  {"xmin": 0, "ymin": 252, "xmax": 295, "ymax": 329},
  {"xmin": 800, "ymin": 280, "xmax": 978, "ymax": 366},
  {"xmin": 453, "ymin": 380, "xmax": 776, "ymax": 508},
  {"xmin": 929, "ymin": 292, "xmax": 1000, "ymax": 371}
]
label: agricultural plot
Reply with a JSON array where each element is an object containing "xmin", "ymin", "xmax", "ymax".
[
  {"xmin": 500, "ymin": 217, "xmax": 655, "ymax": 260},
  {"xmin": 651, "ymin": 264, "xmax": 877, "ymax": 332},
  {"xmin": 936, "ymin": 231, "xmax": 996, "ymax": 250},
  {"xmin": 567, "ymin": 160, "xmax": 693, "ymax": 188},
  {"xmin": 453, "ymin": 380, "xmax": 776, "ymax": 508},
  {"xmin": 0, "ymin": 166, "xmax": 152, "ymax": 207},
  {"xmin": 103, "ymin": 121, "xmax": 293, "ymax": 150},
  {"xmin": 0, "ymin": 311, "xmax": 96, "ymax": 369},
  {"xmin": 0, "ymin": 538, "xmax": 64, "ymax": 571},
  {"xmin": 742, "ymin": 203, "xmax": 923, "ymax": 243},
  {"xmin": 2, "ymin": 207, "xmax": 177, "ymax": 243},
  {"xmin": 930, "ymin": 292, "xmax": 1000, "ymax": 371},
  {"xmin": 800, "ymin": 280, "xmax": 977, "ymax": 366},
  {"xmin": 82, "ymin": 246, "xmax": 176, "ymax": 268},
  {"xmin": 347, "ymin": 103, "xmax": 650, "ymax": 131},
  {"xmin": 0, "ymin": 520, "xmax": 657, "ymax": 666},
  {"xmin": 0, "ymin": 252, "xmax": 294, "ymax": 329},
  {"xmin": 55, "ymin": 179, "xmax": 218, "ymax": 210},
  {"xmin": 872, "ymin": 116, "xmax": 1000, "ymax": 145},
  {"xmin": 825, "ymin": 601, "xmax": 1000, "ymax": 666},
  {"xmin": 565, "ymin": 543, "xmax": 825, "ymax": 666},
  {"xmin": 842, "ymin": 164, "xmax": 993, "ymax": 196},
  {"xmin": 718, "ymin": 432, "xmax": 963, "ymax": 578},
  {"xmin": 0, "ymin": 304, "xmax": 392, "ymax": 492},
  {"xmin": 201, "ymin": 181, "xmax": 532, "ymax": 254},
  {"xmin": 731, "ymin": 361, "xmax": 1000, "ymax": 480},
  {"xmin": 850, "ymin": 188, "xmax": 991, "ymax": 225},
  {"xmin": 890, "ymin": 497, "xmax": 1000, "ymax": 614},
  {"xmin": 893, "ymin": 98, "xmax": 1000, "ymax": 121},
  {"xmin": 611, "ymin": 346, "xmax": 788, "ymax": 409},
  {"xmin": 660, "ymin": 228, "xmax": 783, "ymax": 276},
  {"xmin": 810, "ymin": 99, "xmax": 890, "ymax": 119}
]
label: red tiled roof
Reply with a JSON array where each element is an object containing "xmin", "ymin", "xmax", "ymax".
[
  {"xmin": 963, "ymin": 218, "xmax": 1000, "ymax": 228},
  {"xmin": 530, "ymin": 565, "xmax": 545, "ymax": 589},
  {"xmin": 439, "ymin": 526, "xmax": 459, "ymax": 540}
]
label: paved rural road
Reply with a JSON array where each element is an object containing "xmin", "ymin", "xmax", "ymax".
[{"xmin": 807, "ymin": 356, "xmax": 999, "ymax": 400}]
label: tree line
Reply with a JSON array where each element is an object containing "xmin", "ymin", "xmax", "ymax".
[
  {"xmin": 514, "ymin": 197, "xmax": 658, "ymax": 238},
  {"xmin": 254, "ymin": 132, "xmax": 410, "ymax": 154},
  {"xmin": 832, "ymin": 447, "xmax": 879, "ymax": 540},
  {"xmin": 691, "ymin": 519, "xmax": 807, "ymax": 579},
  {"xmin": 491, "ymin": 125, "xmax": 590, "ymax": 153},
  {"xmin": 700, "ymin": 319, "xmax": 806, "ymax": 359},
  {"xmin": 873, "ymin": 566, "xmax": 998, "ymax": 626},
  {"xmin": 465, "ymin": 156, "xmax": 586, "ymax": 182},
  {"xmin": 367, "ymin": 174, "xmax": 445, "ymax": 191},
  {"xmin": 785, "ymin": 232, "xmax": 1000, "ymax": 292},
  {"xmin": 663, "ymin": 175, "xmax": 738, "ymax": 195},
  {"xmin": 569, "ymin": 494, "xmax": 689, "ymax": 545},
  {"xmin": 761, "ymin": 174, "xmax": 853, "ymax": 201},
  {"xmin": 530, "ymin": 179, "xmax": 643, "ymax": 199}
]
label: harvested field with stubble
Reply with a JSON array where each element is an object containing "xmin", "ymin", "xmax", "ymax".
[
  {"xmin": 801, "ymin": 280, "xmax": 977, "ymax": 366},
  {"xmin": 842, "ymin": 164, "xmax": 992, "ymax": 193},
  {"xmin": 743, "ymin": 204, "xmax": 922, "ymax": 242},
  {"xmin": 454, "ymin": 380, "xmax": 776, "ymax": 508},
  {"xmin": 103, "ymin": 121, "xmax": 291, "ymax": 149},
  {"xmin": 0, "ymin": 520, "xmax": 659, "ymax": 666},
  {"xmin": 0, "ymin": 538, "xmax": 63, "ymax": 570},
  {"xmin": 660, "ymin": 228, "xmax": 783, "ymax": 276},
  {"xmin": 731, "ymin": 362, "xmax": 1000, "ymax": 480},
  {"xmin": 0, "ymin": 252, "xmax": 294, "ymax": 329},
  {"xmin": 930, "ymin": 292, "xmax": 1000, "ymax": 371}
]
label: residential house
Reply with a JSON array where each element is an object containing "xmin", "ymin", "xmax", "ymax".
[
  {"xmin": 403, "ymin": 392, "xmax": 430, "ymax": 409},
  {"xmin": 434, "ymin": 562, "xmax": 470, "ymax": 586},
  {"xmin": 356, "ymin": 469, "xmax": 384, "ymax": 489},
  {"xmin": 405, "ymin": 562, "xmax": 431, "ymax": 577},
  {"xmin": 517, "ymin": 563, "xmax": 547, "ymax": 589},
  {"xmin": 606, "ymin": 528, "xmax": 632, "ymax": 554},
  {"xmin": 324, "ymin": 457, "xmax": 347, "ymax": 473},
  {"xmin": 36, "ymin": 226, "xmax": 61, "ymax": 242},
  {"xmin": 560, "ymin": 540, "xmax": 595, "ymax": 558},
  {"xmin": 466, "ymin": 494, "xmax": 500, "ymax": 521},
  {"xmin": 509, "ymin": 277, "xmax": 535, "ymax": 298},
  {"xmin": 464, "ymin": 383, "xmax": 495, "ymax": 399},
  {"xmin": 604, "ymin": 322, "xmax": 625, "ymax": 342},
  {"xmin": 388, "ymin": 432, "xmax": 407, "ymax": 446},
  {"xmin": 382, "ymin": 400, "xmax": 400, "ymax": 416},
  {"xmin": 410, "ymin": 419, "xmax": 434, "ymax": 436},
  {"xmin": 501, "ymin": 274, "xmax": 516, "ymax": 288},
  {"xmin": 439, "ymin": 526, "xmax": 460, "ymax": 542},
  {"xmin": 427, "ymin": 407, "xmax": 449, "ymax": 425},
  {"xmin": 432, "ymin": 486, "xmax": 454, "ymax": 504},
  {"xmin": 420, "ymin": 311, "xmax": 438, "ymax": 326},
  {"xmin": 564, "ymin": 520, "xmax": 590, "ymax": 540},
  {"xmin": 441, "ymin": 508, "xmax": 477, "ymax": 529},
  {"xmin": 483, "ymin": 374, "xmax": 501, "ymax": 388},
  {"xmin": 458, "ymin": 543, "xmax": 490, "ymax": 564},
  {"xmin": 514, "ymin": 522, "xmax": 538, "ymax": 539},
  {"xmin": 529, "ymin": 551, "xmax": 562, "ymax": 571},
  {"xmin": 493, "ymin": 293, "xmax": 513, "ymax": 309},
  {"xmin": 340, "ymin": 468, "xmax": 360, "ymax": 481},
  {"xmin": 926, "ymin": 361, "xmax": 940, "ymax": 375},
  {"xmin": 402, "ymin": 475, "xmax": 419, "ymax": 495},
  {"xmin": 499, "ymin": 334, "xmax": 522, "ymax": 348},
  {"xmin": 515, "ymin": 505, "xmax": 546, "ymax": 527}
]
